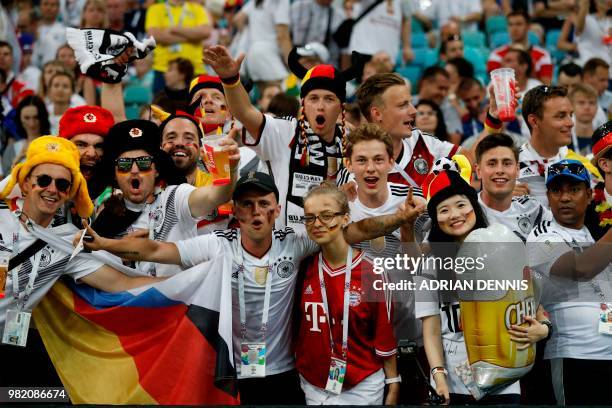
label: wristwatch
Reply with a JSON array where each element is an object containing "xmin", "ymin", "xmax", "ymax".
[{"xmin": 540, "ymin": 319, "xmax": 553, "ymax": 341}]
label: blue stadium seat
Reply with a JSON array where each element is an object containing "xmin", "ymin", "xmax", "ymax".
[
  {"xmin": 396, "ymin": 65, "xmax": 422, "ymax": 86},
  {"xmin": 411, "ymin": 32, "xmax": 428, "ymax": 48},
  {"xmin": 411, "ymin": 16, "xmax": 425, "ymax": 32},
  {"xmin": 124, "ymin": 86, "xmax": 152, "ymax": 105},
  {"xmin": 528, "ymin": 30, "xmax": 541, "ymax": 46},
  {"xmin": 462, "ymin": 31, "xmax": 486, "ymax": 49},
  {"xmin": 412, "ymin": 47, "xmax": 438, "ymax": 68},
  {"xmin": 485, "ymin": 15, "xmax": 507, "ymax": 36},
  {"xmin": 545, "ymin": 29, "xmax": 561, "ymax": 48},
  {"xmin": 463, "ymin": 47, "xmax": 487, "ymax": 74},
  {"xmin": 490, "ymin": 31, "xmax": 510, "ymax": 48}
]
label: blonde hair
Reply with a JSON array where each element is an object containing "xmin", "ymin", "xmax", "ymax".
[
  {"xmin": 39, "ymin": 60, "xmax": 68, "ymax": 98},
  {"xmin": 304, "ymin": 181, "xmax": 350, "ymax": 215},
  {"xmin": 81, "ymin": 0, "xmax": 109, "ymax": 28},
  {"xmin": 568, "ymin": 83, "xmax": 598, "ymax": 102}
]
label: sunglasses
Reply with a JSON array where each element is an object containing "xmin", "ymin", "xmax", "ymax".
[
  {"xmin": 34, "ymin": 174, "xmax": 71, "ymax": 193},
  {"xmin": 115, "ymin": 156, "xmax": 155, "ymax": 173},
  {"xmin": 303, "ymin": 212, "xmax": 345, "ymax": 226},
  {"xmin": 547, "ymin": 162, "xmax": 587, "ymax": 177},
  {"xmin": 446, "ymin": 34, "xmax": 462, "ymax": 42}
]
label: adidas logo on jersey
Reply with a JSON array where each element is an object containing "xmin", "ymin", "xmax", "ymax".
[
  {"xmin": 304, "ymin": 284, "xmax": 313, "ymax": 295},
  {"xmin": 520, "ymin": 166, "xmax": 536, "ymax": 176}
]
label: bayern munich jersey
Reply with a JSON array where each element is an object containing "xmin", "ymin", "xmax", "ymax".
[
  {"xmin": 337, "ymin": 129, "xmax": 459, "ymax": 188},
  {"xmin": 177, "ymin": 227, "xmax": 319, "ymax": 377},
  {"xmin": 295, "ymin": 251, "xmax": 397, "ymax": 389},
  {"xmin": 414, "ymin": 261, "xmax": 521, "ymax": 396},
  {"xmin": 479, "ymin": 193, "xmax": 552, "ymax": 242},
  {"xmin": 527, "ymin": 220, "xmax": 612, "ymax": 360}
]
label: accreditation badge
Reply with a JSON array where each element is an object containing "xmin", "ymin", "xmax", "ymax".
[
  {"xmin": 325, "ymin": 357, "xmax": 346, "ymax": 395},
  {"xmin": 599, "ymin": 303, "xmax": 612, "ymax": 336},
  {"xmin": 240, "ymin": 342, "xmax": 266, "ymax": 377},
  {"xmin": 2, "ymin": 309, "xmax": 31, "ymax": 347}
]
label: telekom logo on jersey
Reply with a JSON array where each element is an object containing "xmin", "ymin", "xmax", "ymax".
[{"xmin": 305, "ymin": 302, "xmax": 337, "ymax": 332}]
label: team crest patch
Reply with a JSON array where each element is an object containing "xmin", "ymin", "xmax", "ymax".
[
  {"xmin": 414, "ymin": 157, "xmax": 429, "ymax": 175},
  {"xmin": 276, "ymin": 260, "xmax": 294, "ymax": 278},
  {"xmin": 83, "ymin": 113, "xmax": 97, "ymax": 123},
  {"xmin": 39, "ymin": 248, "xmax": 52, "ymax": 268},
  {"xmin": 151, "ymin": 207, "xmax": 164, "ymax": 230},
  {"xmin": 129, "ymin": 127, "xmax": 143, "ymax": 138},
  {"xmin": 518, "ymin": 216, "xmax": 531, "ymax": 234},
  {"xmin": 349, "ymin": 289, "xmax": 361, "ymax": 307},
  {"xmin": 46, "ymin": 142, "xmax": 60, "ymax": 152}
]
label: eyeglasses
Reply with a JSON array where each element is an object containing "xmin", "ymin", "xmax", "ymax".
[
  {"xmin": 547, "ymin": 162, "xmax": 588, "ymax": 178},
  {"xmin": 115, "ymin": 156, "xmax": 155, "ymax": 173},
  {"xmin": 34, "ymin": 174, "xmax": 71, "ymax": 193},
  {"xmin": 303, "ymin": 212, "xmax": 345, "ymax": 225}
]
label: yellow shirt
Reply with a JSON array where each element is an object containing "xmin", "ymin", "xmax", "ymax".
[
  {"xmin": 194, "ymin": 168, "xmax": 213, "ymax": 187},
  {"xmin": 145, "ymin": 2, "xmax": 208, "ymax": 73}
]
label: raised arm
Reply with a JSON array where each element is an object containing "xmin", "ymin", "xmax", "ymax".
[
  {"xmin": 80, "ymin": 265, "xmax": 164, "ymax": 292},
  {"xmin": 550, "ymin": 227, "xmax": 612, "ymax": 281},
  {"xmin": 77, "ymin": 220, "xmax": 182, "ymax": 265},
  {"xmin": 574, "ymin": 0, "xmax": 589, "ymax": 36},
  {"xmin": 202, "ymin": 45, "xmax": 265, "ymax": 138}
]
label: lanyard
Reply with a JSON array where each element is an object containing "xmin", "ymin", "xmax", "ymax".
[
  {"xmin": 237, "ymin": 236, "xmax": 275, "ymax": 342},
  {"xmin": 393, "ymin": 163, "xmax": 419, "ymax": 188},
  {"xmin": 318, "ymin": 247, "xmax": 352, "ymax": 360},
  {"xmin": 165, "ymin": 1, "xmax": 187, "ymax": 27},
  {"xmin": 9, "ymin": 213, "xmax": 42, "ymax": 310}
]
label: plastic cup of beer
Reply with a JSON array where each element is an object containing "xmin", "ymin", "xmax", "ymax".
[
  {"xmin": 202, "ymin": 134, "xmax": 231, "ymax": 186},
  {"xmin": 490, "ymin": 68, "xmax": 516, "ymax": 122},
  {"xmin": 0, "ymin": 255, "xmax": 8, "ymax": 299}
]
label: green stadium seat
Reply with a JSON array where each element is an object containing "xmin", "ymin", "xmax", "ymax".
[
  {"xmin": 490, "ymin": 31, "xmax": 510, "ymax": 48},
  {"xmin": 462, "ymin": 31, "xmax": 486, "ymax": 49},
  {"xmin": 485, "ymin": 15, "xmax": 507, "ymax": 36}
]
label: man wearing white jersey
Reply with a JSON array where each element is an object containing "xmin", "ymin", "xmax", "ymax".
[
  {"xmin": 79, "ymin": 171, "xmax": 425, "ymax": 404},
  {"xmin": 342, "ymin": 73, "xmax": 467, "ymax": 189},
  {"xmin": 475, "ymin": 133, "xmax": 551, "ymax": 242},
  {"xmin": 485, "ymin": 85, "xmax": 600, "ymax": 206},
  {"xmin": 90, "ymin": 119, "xmax": 240, "ymax": 277},
  {"xmin": 527, "ymin": 159, "xmax": 612, "ymax": 405},
  {"xmin": 344, "ymin": 123, "xmax": 427, "ymax": 404}
]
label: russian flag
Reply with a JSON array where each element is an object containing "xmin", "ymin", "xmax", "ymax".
[{"xmin": 33, "ymin": 255, "xmax": 238, "ymax": 405}]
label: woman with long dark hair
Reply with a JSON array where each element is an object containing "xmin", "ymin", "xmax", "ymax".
[
  {"xmin": 416, "ymin": 167, "xmax": 548, "ymax": 405},
  {"xmin": 295, "ymin": 182, "xmax": 400, "ymax": 405},
  {"xmin": 1, "ymin": 95, "xmax": 50, "ymax": 174},
  {"xmin": 415, "ymin": 100, "xmax": 450, "ymax": 143}
]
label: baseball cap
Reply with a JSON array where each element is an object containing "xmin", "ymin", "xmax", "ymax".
[
  {"xmin": 296, "ymin": 42, "xmax": 330, "ymax": 64},
  {"xmin": 545, "ymin": 159, "xmax": 590, "ymax": 187},
  {"xmin": 233, "ymin": 172, "xmax": 279, "ymax": 201}
]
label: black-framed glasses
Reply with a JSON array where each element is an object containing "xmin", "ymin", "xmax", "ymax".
[
  {"xmin": 547, "ymin": 162, "xmax": 588, "ymax": 178},
  {"xmin": 34, "ymin": 174, "xmax": 71, "ymax": 193},
  {"xmin": 303, "ymin": 212, "xmax": 345, "ymax": 226},
  {"xmin": 115, "ymin": 156, "xmax": 155, "ymax": 173}
]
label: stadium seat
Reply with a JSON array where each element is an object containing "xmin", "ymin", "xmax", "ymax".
[
  {"xmin": 412, "ymin": 47, "xmax": 438, "ymax": 68},
  {"xmin": 463, "ymin": 47, "xmax": 487, "ymax": 75},
  {"xmin": 528, "ymin": 30, "xmax": 541, "ymax": 46},
  {"xmin": 485, "ymin": 15, "xmax": 507, "ymax": 36},
  {"xmin": 411, "ymin": 16, "xmax": 425, "ymax": 32},
  {"xmin": 396, "ymin": 65, "xmax": 422, "ymax": 86},
  {"xmin": 411, "ymin": 32, "xmax": 428, "ymax": 48},
  {"xmin": 462, "ymin": 31, "xmax": 486, "ymax": 49},
  {"xmin": 124, "ymin": 86, "xmax": 152, "ymax": 105},
  {"xmin": 546, "ymin": 29, "xmax": 561, "ymax": 48},
  {"xmin": 125, "ymin": 106, "xmax": 141, "ymax": 120},
  {"xmin": 490, "ymin": 31, "xmax": 510, "ymax": 48}
]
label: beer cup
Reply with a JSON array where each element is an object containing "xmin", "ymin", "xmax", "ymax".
[
  {"xmin": 490, "ymin": 68, "xmax": 516, "ymax": 122},
  {"xmin": 0, "ymin": 255, "xmax": 8, "ymax": 299},
  {"xmin": 202, "ymin": 134, "xmax": 231, "ymax": 185}
]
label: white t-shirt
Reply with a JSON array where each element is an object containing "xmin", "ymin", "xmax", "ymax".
[
  {"xmin": 123, "ymin": 184, "xmax": 201, "ymax": 277},
  {"xmin": 349, "ymin": 182, "xmax": 424, "ymax": 342},
  {"xmin": 479, "ymin": 193, "xmax": 552, "ymax": 242},
  {"xmin": 176, "ymin": 227, "xmax": 319, "ymax": 377},
  {"xmin": 527, "ymin": 220, "xmax": 612, "ymax": 360},
  {"xmin": 0, "ymin": 201, "xmax": 103, "ymax": 333},
  {"xmin": 576, "ymin": 14, "xmax": 612, "ymax": 74},
  {"xmin": 414, "ymin": 261, "xmax": 521, "ymax": 395},
  {"xmin": 518, "ymin": 142, "xmax": 569, "ymax": 207},
  {"xmin": 33, "ymin": 22, "xmax": 67, "ymax": 68},
  {"xmin": 430, "ymin": 0, "xmax": 482, "ymax": 32},
  {"xmin": 348, "ymin": 0, "xmax": 410, "ymax": 62}
]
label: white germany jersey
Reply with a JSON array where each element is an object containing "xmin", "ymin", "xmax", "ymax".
[
  {"xmin": 414, "ymin": 261, "xmax": 520, "ymax": 395},
  {"xmin": 518, "ymin": 143, "xmax": 568, "ymax": 207},
  {"xmin": 349, "ymin": 182, "xmax": 425, "ymax": 342},
  {"xmin": 177, "ymin": 227, "xmax": 319, "ymax": 377},
  {"xmin": 527, "ymin": 220, "xmax": 612, "ymax": 360},
  {"xmin": 479, "ymin": 193, "xmax": 552, "ymax": 242},
  {"xmin": 125, "ymin": 184, "xmax": 201, "ymax": 277}
]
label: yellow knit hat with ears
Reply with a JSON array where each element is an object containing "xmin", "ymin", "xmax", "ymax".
[{"xmin": 0, "ymin": 136, "xmax": 93, "ymax": 218}]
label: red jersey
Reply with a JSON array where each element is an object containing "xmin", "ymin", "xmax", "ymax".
[
  {"xmin": 487, "ymin": 45, "xmax": 553, "ymax": 82},
  {"xmin": 295, "ymin": 251, "xmax": 397, "ymax": 389}
]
